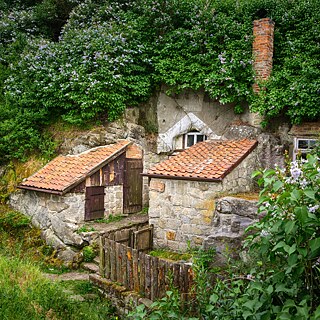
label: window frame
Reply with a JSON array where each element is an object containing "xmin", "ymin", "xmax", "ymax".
[
  {"xmin": 184, "ymin": 131, "xmax": 207, "ymax": 148},
  {"xmin": 293, "ymin": 137, "xmax": 318, "ymax": 160}
]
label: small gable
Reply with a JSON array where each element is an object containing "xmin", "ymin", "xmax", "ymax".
[{"xmin": 18, "ymin": 140, "xmax": 131, "ymax": 195}]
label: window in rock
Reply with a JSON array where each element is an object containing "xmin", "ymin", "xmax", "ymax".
[
  {"xmin": 184, "ymin": 131, "xmax": 207, "ymax": 148},
  {"xmin": 293, "ymin": 138, "xmax": 318, "ymax": 160}
]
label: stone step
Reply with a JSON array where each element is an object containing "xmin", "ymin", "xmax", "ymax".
[{"xmin": 83, "ymin": 262, "xmax": 100, "ymax": 274}]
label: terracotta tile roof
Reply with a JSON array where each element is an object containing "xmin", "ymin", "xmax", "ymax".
[
  {"xmin": 145, "ymin": 139, "xmax": 257, "ymax": 181},
  {"xmin": 19, "ymin": 140, "xmax": 131, "ymax": 194}
]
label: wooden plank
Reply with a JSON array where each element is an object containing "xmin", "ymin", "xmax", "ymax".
[
  {"xmin": 150, "ymin": 256, "xmax": 159, "ymax": 300},
  {"xmin": 133, "ymin": 226, "xmax": 153, "ymax": 251},
  {"xmin": 99, "ymin": 236, "xmax": 106, "ymax": 277},
  {"xmin": 145, "ymin": 254, "xmax": 151, "ymax": 299},
  {"xmin": 105, "ymin": 239, "xmax": 111, "ymax": 279},
  {"xmin": 173, "ymin": 263, "xmax": 180, "ymax": 289},
  {"xmin": 121, "ymin": 244, "xmax": 127, "ymax": 288},
  {"xmin": 123, "ymin": 158, "xmax": 143, "ymax": 214},
  {"xmin": 110, "ymin": 240, "xmax": 116, "ymax": 282},
  {"xmin": 127, "ymin": 247, "xmax": 133, "ymax": 291},
  {"xmin": 179, "ymin": 263, "xmax": 186, "ymax": 294},
  {"xmin": 132, "ymin": 249, "xmax": 139, "ymax": 292},
  {"xmin": 115, "ymin": 242, "xmax": 122, "ymax": 284},
  {"xmin": 166, "ymin": 262, "xmax": 174, "ymax": 292},
  {"xmin": 157, "ymin": 259, "xmax": 166, "ymax": 298},
  {"xmin": 85, "ymin": 186, "xmax": 105, "ymax": 221},
  {"xmin": 139, "ymin": 251, "xmax": 145, "ymax": 296}
]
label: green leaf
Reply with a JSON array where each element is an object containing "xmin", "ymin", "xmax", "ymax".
[
  {"xmin": 295, "ymin": 206, "xmax": 308, "ymax": 223},
  {"xmin": 311, "ymin": 304, "xmax": 320, "ymax": 319},
  {"xmin": 252, "ymin": 170, "xmax": 262, "ymax": 178},
  {"xmin": 266, "ymin": 285, "xmax": 273, "ymax": 294},
  {"xmin": 309, "ymin": 237, "xmax": 320, "ymax": 259},
  {"xmin": 303, "ymin": 189, "xmax": 316, "ymax": 200},
  {"xmin": 288, "ymin": 244, "xmax": 297, "ymax": 255},
  {"xmin": 272, "ymin": 241, "xmax": 286, "ymax": 252},
  {"xmin": 273, "ymin": 180, "xmax": 284, "ymax": 192},
  {"xmin": 284, "ymin": 220, "xmax": 296, "ymax": 234},
  {"xmin": 290, "ymin": 189, "xmax": 302, "ymax": 202},
  {"xmin": 263, "ymin": 169, "xmax": 276, "ymax": 178},
  {"xmin": 209, "ymin": 293, "xmax": 219, "ymax": 304}
]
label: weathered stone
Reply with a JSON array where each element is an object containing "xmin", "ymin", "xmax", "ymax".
[
  {"xmin": 57, "ymin": 247, "xmax": 78, "ymax": 263},
  {"xmin": 216, "ymin": 197, "xmax": 258, "ymax": 219},
  {"xmin": 51, "ymin": 216, "xmax": 84, "ymax": 247},
  {"xmin": 41, "ymin": 229, "xmax": 66, "ymax": 249},
  {"xmin": 149, "ymin": 180, "xmax": 165, "ymax": 193},
  {"xmin": 48, "ymin": 201, "xmax": 69, "ymax": 213},
  {"xmin": 166, "ymin": 231, "xmax": 176, "ymax": 241}
]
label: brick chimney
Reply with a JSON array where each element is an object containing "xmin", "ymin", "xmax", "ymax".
[{"xmin": 249, "ymin": 18, "xmax": 275, "ymax": 127}]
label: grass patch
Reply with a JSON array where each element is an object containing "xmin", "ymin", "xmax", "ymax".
[
  {"xmin": 61, "ymin": 280, "xmax": 98, "ymax": 296},
  {"xmin": 0, "ymin": 255, "xmax": 117, "ymax": 319},
  {"xmin": 94, "ymin": 214, "xmax": 123, "ymax": 224},
  {"xmin": 77, "ymin": 225, "xmax": 96, "ymax": 233},
  {"xmin": 0, "ymin": 204, "xmax": 67, "ymax": 273},
  {"xmin": 149, "ymin": 249, "xmax": 192, "ymax": 262}
]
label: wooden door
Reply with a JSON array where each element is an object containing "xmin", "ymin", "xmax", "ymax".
[
  {"xmin": 85, "ymin": 186, "xmax": 105, "ymax": 221},
  {"xmin": 123, "ymin": 159, "xmax": 143, "ymax": 214}
]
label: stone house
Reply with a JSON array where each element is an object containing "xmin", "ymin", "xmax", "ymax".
[
  {"xmin": 144, "ymin": 139, "xmax": 259, "ymax": 251},
  {"xmin": 10, "ymin": 140, "xmax": 144, "ymax": 248}
]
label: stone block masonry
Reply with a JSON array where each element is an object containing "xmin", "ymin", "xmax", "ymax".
[
  {"xmin": 104, "ymin": 185, "xmax": 123, "ymax": 215},
  {"xmin": 148, "ymin": 150, "xmax": 259, "ymax": 251}
]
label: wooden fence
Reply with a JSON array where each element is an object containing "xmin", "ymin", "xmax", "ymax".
[{"xmin": 99, "ymin": 226, "xmax": 194, "ymax": 301}]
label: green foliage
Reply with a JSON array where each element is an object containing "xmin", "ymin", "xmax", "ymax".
[
  {"xmin": 0, "ymin": 210, "xmax": 30, "ymax": 231},
  {"xmin": 94, "ymin": 214, "xmax": 123, "ymax": 224},
  {"xmin": 77, "ymin": 225, "xmax": 95, "ymax": 233},
  {"xmin": 0, "ymin": 255, "xmax": 117, "ymax": 319},
  {"xmin": 82, "ymin": 245, "xmax": 97, "ymax": 263},
  {"xmin": 0, "ymin": 0, "xmax": 319, "ymax": 162}
]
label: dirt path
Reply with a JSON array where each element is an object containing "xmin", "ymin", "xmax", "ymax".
[{"xmin": 44, "ymin": 271, "xmax": 90, "ymax": 282}]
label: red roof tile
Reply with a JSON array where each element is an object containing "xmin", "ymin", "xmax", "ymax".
[
  {"xmin": 145, "ymin": 139, "xmax": 257, "ymax": 181},
  {"xmin": 19, "ymin": 140, "xmax": 131, "ymax": 194}
]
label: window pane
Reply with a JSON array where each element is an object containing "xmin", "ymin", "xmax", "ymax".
[
  {"xmin": 298, "ymin": 140, "xmax": 308, "ymax": 149},
  {"xmin": 197, "ymin": 135, "xmax": 204, "ymax": 143},
  {"xmin": 187, "ymin": 135, "xmax": 194, "ymax": 147},
  {"xmin": 309, "ymin": 140, "xmax": 317, "ymax": 149}
]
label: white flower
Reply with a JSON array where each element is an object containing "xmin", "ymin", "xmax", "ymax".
[{"xmin": 308, "ymin": 205, "xmax": 319, "ymax": 213}]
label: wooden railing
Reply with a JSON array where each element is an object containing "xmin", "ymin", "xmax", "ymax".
[{"xmin": 99, "ymin": 227, "xmax": 194, "ymax": 301}]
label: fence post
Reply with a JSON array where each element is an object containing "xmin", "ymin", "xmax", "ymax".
[{"xmin": 99, "ymin": 235, "xmax": 106, "ymax": 277}]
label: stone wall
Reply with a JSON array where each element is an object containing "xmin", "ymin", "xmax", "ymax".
[
  {"xmin": 148, "ymin": 150, "xmax": 258, "ymax": 251},
  {"xmin": 10, "ymin": 190, "xmax": 85, "ymax": 249},
  {"xmin": 105, "ymin": 185, "xmax": 123, "ymax": 215}
]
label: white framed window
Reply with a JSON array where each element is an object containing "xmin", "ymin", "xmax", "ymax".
[
  {"xmin": 184, "ymin": 131, "xmax": 207, "ymax": 148},
  {"xmin": 293, "ymin": 138, "xmax": 318, "ymax": 160}
]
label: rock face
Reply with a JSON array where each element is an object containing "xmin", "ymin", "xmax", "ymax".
[
  {"xmin": 223, "ymin": 124, "xmax": 285, "ymax": 169},
  {"xmin": 204, "ymin": 197, "xmax": 259, "ymax": 263},
  {"xmin": 10, "ymin": 190, "xmax": 86, "ymax": 251}
]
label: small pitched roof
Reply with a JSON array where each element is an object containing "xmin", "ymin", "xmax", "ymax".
[
  {"xmin": 144, "ymin": 139, "xmax": 257, "ymax": 182},
  {"xmin": 19, "ymin": 140, "xmax": 131, "ymax": 195}
]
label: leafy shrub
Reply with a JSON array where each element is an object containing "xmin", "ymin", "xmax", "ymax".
[
  {"xmin": 1, "ymin": 0, "xmax": 320, "ymax": 163},
  {"xmin": 82, "ymin": 245, "xmax": 97, "ymax": 263}
]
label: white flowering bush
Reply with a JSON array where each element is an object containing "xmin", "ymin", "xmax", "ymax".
[
  {"xmin": 0, "ymin": 0, "xmax": 319, "ymax": 162},
  {"xmin": 242, "ymin": 154, "xmax": 320, "ymax": 318}
]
